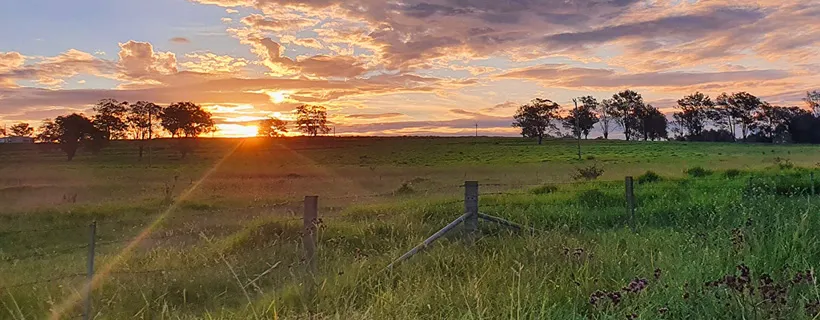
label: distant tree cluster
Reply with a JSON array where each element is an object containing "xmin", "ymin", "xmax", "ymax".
[
  {"xmin": 256, "ymin": 104, "xmax": 331, "ymax": 138},
  {"xmin": 513, "ymin": 89, "xmax": 820, "ymax": 144},
  {"xmin": 12, "ymin": 99, "xmax": 216, "ymax": 161},
  {"xmin": 672, "ymin": 90, "xmax": 820, "ymax": 143},
  {"xmin": 513, "ymin": 90, "xmax": 668, "ymax": 144}
]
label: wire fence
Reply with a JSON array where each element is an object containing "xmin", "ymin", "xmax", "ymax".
[{"xmin": 2, "ymin": 172, "xmax": 817, "ymax": 318}]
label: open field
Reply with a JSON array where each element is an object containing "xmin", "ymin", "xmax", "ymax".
[{"xmin": 2, "ymin": 137, "xmax": 820, "ymax": 319}]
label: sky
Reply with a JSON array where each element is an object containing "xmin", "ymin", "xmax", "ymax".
[{"xmin": 0, "ymin": 0, "xmax": 818, "ymax": 137}]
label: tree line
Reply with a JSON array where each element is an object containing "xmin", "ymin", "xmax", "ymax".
[
  {"xmin": 513, "ymin": 90, "xmax": 820, "ymax": 144},
  {"xmin": 0, "ymin": 100, "xmax": 333, "ymax": 161}
]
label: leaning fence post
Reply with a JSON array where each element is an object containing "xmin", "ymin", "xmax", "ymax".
[
  {"xmin": 625, "ymin": 177, "xmax": 636, "ymax": 233},
  {"xmin": 83, "ymin": 221, "xmax": 96, "ymax": 320},
  {"xmin": 303, "ymin": 196, "xmax": 318, "ymax": 275},
  {"xmin": 464, "ymin": 181, "xmax": 479, "ymax": 243}
]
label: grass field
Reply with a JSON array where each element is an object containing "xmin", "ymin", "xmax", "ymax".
[{"xmin": 2, "ymin": 137, "xmax": 820, "ymax": 319}]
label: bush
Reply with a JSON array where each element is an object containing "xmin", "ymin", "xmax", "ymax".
[
  {"xmin": 394, "ymin": 182, "xmax": 415, "ymax": 195},
  {"xmin": 530, "ymin": 184, "xmax": 558, "ymax": 195},
  {"xmin": 746, "ymin": 173, "xmax": 817, "ymax": 197},
  {"xmin": 686, "ymin": 167, "xmax": 713, "ymax": 178},
  {"xmin": 724, "ymin": 169, "xmax": 743, "ymax": 179},
  {"xmin": 773, "ymin": 157, "xmax": 794, "ymax": 170},
  {"xmin": 574, "ymin": 164, "xmax": 604, "ymax": 181},
  {"xmin": 637, "ymin": 171, "xmax": 662, "ymax": 184}
]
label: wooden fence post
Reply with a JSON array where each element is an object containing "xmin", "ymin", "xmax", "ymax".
[
  {"xmin": 464, "ymin": 181, "xmax": 479, "ymax": 243},
  {"xmin": 83, "ymin": 221, "xmax": 96, "ymax": 320},
  {"xmin": 303, "ymin": 196, "xmax": 318, "ymax": 275},
  {"xmin": 625, "ymin": 177, "xmax": 636, "ymax": 233}
]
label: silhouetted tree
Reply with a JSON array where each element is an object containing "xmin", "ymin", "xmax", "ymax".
[
  {"xmin": 296, "ymin": 105, "xmax": 331, "ymax": 137},
  {"xmin": 714, "ymin": 92, "xmax": 762, "ymax": 140},
  {"xmin": 805, "ymin": 91, "xmax": 820, "ymax": 116},
  {"xmin": 598, "ymin": 99, "xmax": 616, "ymax": 139},
  {"xmin": 49, "ymin": 114, "xmax": 103, "ymax": 161},
  {"xmin": 610, "ymin": 90, "xmax": 644, "ymax": 141},
  {"xmin": 159, "ymin": 102, "xmax": 215, "ymax": 159},
  {"xmin": 562, "ymin": 96, "xmax": 600, "ymax": 139},
  {"xmin": 159, "ymin": 102, "xmax": 215, "ymax": 138},
  {"xmin": 92, "ymin": 99, "xmax": 129, "ymax": 140},
  {"xmin": 643, "ymin": 105, "xmax": 668, "ymax": 141},
  {"xmin": 512, "ymin": 98, "xmax": 561, "ymax": 144},
  {"xmin": 674, "ymin": 92, "xmax": 713, "ymax": 139},
  {"xmin": 36, "ymin": 119, "xmax": 59, "ymax": 143},
  {"xmin": 127, "ymin": 101, "xmax": 162, "ymax": 160},
  {"xmin": 789, "ymin": 113, "xmax": 820, "ymax": 144},
  {"xmin": 9, "ymin": 122, "xmax": 34, "ymax": 137},
  {"xmin": 750, "ymin": 104, "xmax": 807, "ymax": 142},
  {"xmin": 258, "ymin": 117, "xmax": 288, "ymax": 137},
  {"xmin": 0, "ymin": 126, "xmax": 6, "ymax": 137}
]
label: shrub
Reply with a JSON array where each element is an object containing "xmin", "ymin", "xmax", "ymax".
[
  {"xmin": 686, "ymin": 167, "xmax": 713, "ymax": 178},
  {"xmin": 574, "ymin": 164, "xmax": 604, "ymax": 181},
  {"xmin": 773, "ymin": 157, "xmax": 794, "ymax": 170},
  {"xmin": 531, "ymin": 184, "xmax": 558, "ymax": 195},
  {"xmin": 724, "ymin": 169, "xmax": 743, "ymax": 179},
  {"xmin": 637, "ymin": 171, "xmax": 662, "ymax": 184},
  {"xmin": 394, "ymin": 182, "xmax": 415, "ymax": 195}
]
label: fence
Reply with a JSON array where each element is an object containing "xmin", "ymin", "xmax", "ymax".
[{"xmin": 2, "ymin": 171, "xmax": 817, "ymax": 318}]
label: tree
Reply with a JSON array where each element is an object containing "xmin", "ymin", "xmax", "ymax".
[
  {"xmin": 44, "ymin": 114, "xmax": 103, "ymax": 161},
  {"xmin": 750, "ymin": 104, "xmax": 807, "ymax": 142},
  {"xmin": 512, "ymin": 98, "xmax": 561, "ymax": 144},
  {"xmin": 36, "ymin": 119, "xmax": 60, "ymax": 143},
  {"xmin": 643, "ymin": 105, "xmax": 668, "ymax": 141},
  {"xmin": 0, "ymin": 126, "xmax": 6, "ymax": 137},
  {"xmin": 9, "ymin": 122, "xmax": 34, "ymax": 137},
  {"xmin": 789, "ymin": 113, "xmax": 820, "ymax": 144},
  {"xmin": 92, "ymin": 99, "xmax": 129, "ymax": 140},
  {"xmin": 673, "ymin": 92, "xmax": 713, "ymax": 139},
  {"xmin": 127, "ymin": 101, "xmax": 162, "ymax": 159},
  {"xmin": 805, "ymin": 91, "xmax": 820, "ymax": 116},
  {"xmin": 562, "ymin": 96, "xmax": 600, "ymax": 139},
  {"xmin": 258, "ymin": 116, "xmax": 288, "ymax": 137},
  {"xmin": 714, "ymin": 92, "xmax": 762, "ymax": 141},
  {"xmin": 598, "ymin": 99, "xmax": 616, "ymax": 139},
  {"xmin": 159, "ymin": 102, "xmax": 216, "ymax": 138},
  {"xmin": 295, "ymin": 105, "xmax": 331, "ymax": 137},
  {"xmin": 610, "ymin": 90, "xmax": 644, "ymax": 141}
]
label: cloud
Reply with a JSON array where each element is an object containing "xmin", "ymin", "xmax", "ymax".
[
  {"xmin": 480, "ymin": 101, "xmax": 519, "ymax": 113},
  {"xmin": 240, "ymin": 13, "xmax": 318, "ymax": 32},
  {"xmin": 0, "ymin": 49, "xmax": 115, "ymax": 87},
  {"xmin": 345, "ymin": 112, "xmax": 404, "ymax": 119},
  {"xmin": 242, "ymin": 36, "xmax": 367, "ymax": 78},
  {"xmin": 496, "ymin": 64, "xmax": 792, "ymax": 89},
  {"xmin": 170, "ymin": 37, "xmax": 191, "ymax": 44},
  {"xmin": 181, "ymin": 52, "xmax": 249, "ymax": 73},
  {"xmin": 542, "ymin": 8, "xmax": 764, "ymax": 48},
  {"xmin": 117, "ymin": 41, "xmax": 178, "ymax": 80}
]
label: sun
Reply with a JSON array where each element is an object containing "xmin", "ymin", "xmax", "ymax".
[{"xmin": 266, "ymin": 90, "xmax": 289, "ymax": 103}]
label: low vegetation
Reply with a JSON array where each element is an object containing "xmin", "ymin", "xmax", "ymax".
[{"xmin": 1, "ymin": 138, "xmax": 819, "ymax": 319}]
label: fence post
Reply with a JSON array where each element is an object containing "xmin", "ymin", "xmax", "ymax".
[
  {"xmin": 625, "ymin": 177, "xmax": 636, "ymax": 233},
  {"xmin": 303, "ymin": 196, "xmax": 318, "ymax": 275},
  {"xmin": 83, "ymin": 221, "xmax": 96, "ymax": 320},
  {"xmin": 464, "ymin": 181, "xmax": 479, "ymax": 243}
]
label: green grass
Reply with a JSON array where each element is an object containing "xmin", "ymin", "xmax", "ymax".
[{"xmin": 1, "ymin": 137, "xmax": 820, "ymax": 319}]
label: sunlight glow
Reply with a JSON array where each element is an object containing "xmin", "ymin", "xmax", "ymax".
[
  {"xmin": 218, "ymin": 123, "xmax": 260, "ymax": 137},
  {"xmin": 265, "ymin": 90, "xmax": 290, "ymax": 103}
]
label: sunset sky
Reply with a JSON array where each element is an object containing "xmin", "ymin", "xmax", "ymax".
[{"xmin": 1, "ymin": 0, "xmax": 818, "ymax": 137}]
